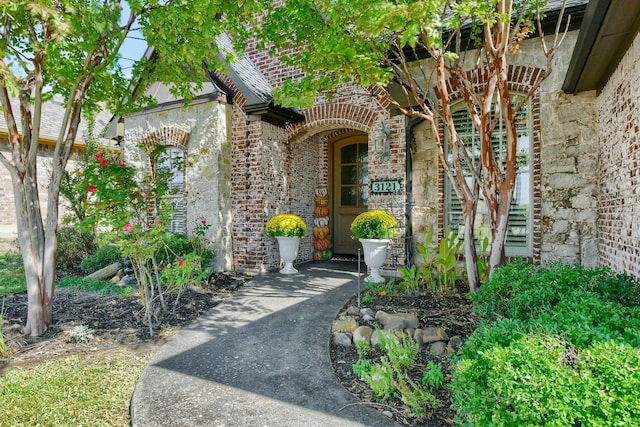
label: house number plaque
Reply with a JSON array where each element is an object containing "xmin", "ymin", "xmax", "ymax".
[{"xmin": 371, "ymin": 179, "xmax": 402, "ymax": 194}]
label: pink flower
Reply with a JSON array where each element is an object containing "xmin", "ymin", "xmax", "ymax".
[
  {"xmin": 87, "ymin": 185, "xmax": 97, "ymax": 193},
  {"xmin": 119, "ymin": 160, "xmax": 127, "ymax": 167},
  {"xmin": 178, "ymin": 259, "xmax": 185, "ymax": 266},
  {"xmin": 100, "ymin": 159, "xmax": 108, "ymax": 167},
  {"xmin": 95, "ymin": 152, "xmax": 103, "ymax": 161},
  {"xmin": 201, "ymin": 220, "xmax": 207, "ymax": 225},
  {"xmin": 123, "ymin": 223, "xmax": 133, "ymax": 233}
]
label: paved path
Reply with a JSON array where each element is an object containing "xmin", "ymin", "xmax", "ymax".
[{"xmin": 131, "ymin": 261, "xmax": 399, "ymax": 427}]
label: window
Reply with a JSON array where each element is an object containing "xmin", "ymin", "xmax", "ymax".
[
  {"xmin": 445, "ymin": 99, "xmax": 532, "ymax": 256},
  {"xmin": 155, "ymin": 146, "xmax": 186, "ymax": 234},
  {"xmin": 339, "ymin": 142, "xmax": 368, "ymax": 207}
]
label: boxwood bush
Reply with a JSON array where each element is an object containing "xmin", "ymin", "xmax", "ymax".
[{"xmin": 451, "ymin": 261, "xmax": 640, "ymax": 425}]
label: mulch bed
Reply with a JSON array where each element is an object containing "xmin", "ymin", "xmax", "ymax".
[
  {"xmin": 0, "ymin": 273, "xmax": 247, "ymax": 371},
  {"xmin": 331, "ymin": 288, "xmax": 478, "ymax": 426}
]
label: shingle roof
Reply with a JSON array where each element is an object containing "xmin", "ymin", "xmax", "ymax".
[
  {"xmin": 215, "ymin": 32, "xmax": 274, "ymax": 106},
  {"xmin": 0, "ymin": 94, "xmax": 111, "ymax": 142}
]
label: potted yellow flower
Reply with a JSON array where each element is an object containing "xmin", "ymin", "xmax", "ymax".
[
  {"xmin": 266, "ymin": 214, "xmax": 307, "ymax": 274},
  {"xmin": 350, "ymin": 210, "xmax": 397, "ymax": 282}
]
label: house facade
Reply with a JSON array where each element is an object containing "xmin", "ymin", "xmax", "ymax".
[{"xmin": 121, "ymin": 0, "xmax": 640, "ymax": 280}]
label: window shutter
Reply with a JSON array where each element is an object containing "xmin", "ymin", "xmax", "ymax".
[{"xmin": 445, "ymin": 101, "xmax": 532, "ymax": 256}]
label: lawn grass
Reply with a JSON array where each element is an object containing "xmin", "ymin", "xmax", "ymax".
[
  {"xmin": 0, "ymin": 252, "xmax": 25, "ymax": 296},
  {"xmin": 0, "ymin": 349, "xmax": 149, "ymax": 427},
  {"xmin": 57, "ymin": 276, "xmax": 134, "ymax": 296}
]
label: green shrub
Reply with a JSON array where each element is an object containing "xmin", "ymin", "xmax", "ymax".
[
  {"xmin": 56, "ymin": 226, "xmax": 98, "ymax": 277},
  {"xmin": 452, "ymin": 334, "xmax": 640, "ymax": 426},
  {"xmin": 79, "ymin": 244, "xmax": 122, "ymax": 273},
  {"xmin": 154, "ymin": 232, "xmax": 194, "ymax": 265},
  {"xmin": 452, "ymin": 261, "xmax": 640, "ymax": 425},
  {"xmin": 472, "ymin": 261, "xmax": 640, "ymax": 320},
  {"xmin": 422, "ymin": 360, "xmax": 445, "ymax": 391}
]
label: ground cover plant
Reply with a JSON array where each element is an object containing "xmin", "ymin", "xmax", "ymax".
[{"xmin": 450, "ymin": 261, "xmax": 640, "ymax": 426}]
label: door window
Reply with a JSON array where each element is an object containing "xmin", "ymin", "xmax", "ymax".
[{"xmin": 339, "ymin": 142, "xmax": 368, "ymax": 207}]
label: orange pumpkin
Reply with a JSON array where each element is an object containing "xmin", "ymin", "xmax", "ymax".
[
  {"xmin": 314, "ymin": 238, "xmax": 330, "ymax": 251},
  {"xmin": 313, "ymin": 225, "xmax": 329, "ymax": 239},
  {"xmin": 313, "ymin": 250, "xmax": 324, "ymax": 261},
  {"xmin": 314, "ymin": 207, "xmax": 329, "ymax": 217}
]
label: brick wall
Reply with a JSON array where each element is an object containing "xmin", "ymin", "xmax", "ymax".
[{"xmin": 598, "ymin": 32, "xmax": 640, "ymax": 278}]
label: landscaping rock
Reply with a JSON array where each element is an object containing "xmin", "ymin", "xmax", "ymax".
[
  {"xmin": 333, "ymin": 332, "xmax": 353, "ymax": 347},
  {"xmin": 422, "ymin": 327, "xmax": 449, "ymax": 344},
  {"xmin": 353, "ymin": 326, "xmax": 373, "ymax": 344},
  {"xmin": 360, "ymin": 308, "xmax": 375, "ymax": 318},
  {"xmin": 86, "ymin": 262, "xmax": 122, "ymax": 281},
  {"xmin": 332, "ymin": 317, "xmax": 358, "ymax": 334},
  {"xmin": 375, "ymin": 310, "xmax": 419, "ymax": 330},
  {"xmin": 362, "ymin": 314, "xmax": 375, "ymax": 323},
  {"xmin": 413, "ymin": 329, "xmax": 424, "ymax": 349},
  {"xmin": 448, "ymin": 335, "xmax": 463, "ymax": 354},
  {"xmin": 347, "ymin": 306, "xmax": 360, "ymax": 316},
  {"xmin": 371, "ymin": 329, "xmax": 396, "ymax": 347},
  {"xmin": 429, "ymin": 341, "xmax": 448, "ymax": 356}
]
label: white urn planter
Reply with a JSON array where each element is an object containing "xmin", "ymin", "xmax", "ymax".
[
  {"xmin": 359, "ymin": 238, "xmax": 390, "ymax": 283},
  {"xmin": 276, "ymin": 236, "xmax": 300, "ymax": 274}
]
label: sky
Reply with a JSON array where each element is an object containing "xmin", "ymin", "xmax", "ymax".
[{"xmin": 118, "ymin": 2, "xmax": 148, "ymax": 79}]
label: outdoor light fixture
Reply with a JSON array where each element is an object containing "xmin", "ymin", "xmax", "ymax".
[
  {"xmin": 375, "ymin": 121, "xmax": 391, "ymax": 161},
  {"xmin": 113, "ymin": 117, "xmax": 125, "ymax": 146}
]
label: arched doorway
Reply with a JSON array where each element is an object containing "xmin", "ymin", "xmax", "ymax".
[{"xmin": 331, "ymin": 132, "xmax": 369, "ymax": 254}]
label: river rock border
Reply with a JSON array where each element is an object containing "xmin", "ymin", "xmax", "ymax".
[{"xmin": 332, "ymin": 306, "xmax": 463, "ymax": 356}]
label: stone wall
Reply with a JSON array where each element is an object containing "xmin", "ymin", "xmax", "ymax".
[
  {"xmin": 124, "ymin": 99, "xmax": 234, "ymax": 272},
  {"xmin": 540, "ymin": 90, "xmax": 599, "ymax": 267},
  {"xmin": 598, "ymin": 32, "xmax": 640, "ymax": 278}
]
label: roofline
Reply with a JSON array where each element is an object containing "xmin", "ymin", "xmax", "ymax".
[
  {"xmin": 562, "ymin": 0, "xmax": 611, "ymax": 93},
  {"xmin": 563, "ymin": 0, "xmax": 640, "ymax": 93}
]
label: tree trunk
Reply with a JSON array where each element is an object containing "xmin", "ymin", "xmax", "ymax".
[
  {"xmin": 13, "ymin": 173, "xmax": 57, "ymax": 337},
  {"xmin": 463, "ymin": 203, "xmax": 480, "ymax": 292},
  {"xmin": 488, "ymin": 189, "xmax": 511, "ymax": 278}
]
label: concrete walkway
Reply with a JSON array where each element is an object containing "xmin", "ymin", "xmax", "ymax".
[{"xmin": 131, "ymin": 260, "xmax": 399, "ymax": 427}]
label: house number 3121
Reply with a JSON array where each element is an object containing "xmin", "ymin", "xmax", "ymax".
[{"xmin": 371, "ymin": 180, "xmax": 401, "ymax": 193}]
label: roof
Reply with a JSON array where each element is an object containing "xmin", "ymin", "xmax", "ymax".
[
  {"xmin": 563, "ymin": 0, "xmax": 640, "ymax": 93},
  {"xmin": 211, "ymin": 33, "xmax": 304, "ymax": 126},
  {"xmin": 0, "ymin": 94, "xmax": 111, "ymax": 143}
]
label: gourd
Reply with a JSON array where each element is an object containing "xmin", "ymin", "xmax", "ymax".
[{"xmin": 314, "ymin": 207, "xmax": 329, "ymax": 218}]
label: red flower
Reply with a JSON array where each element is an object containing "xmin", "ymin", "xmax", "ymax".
[
  {"xmin": 87, "ymin": 185, "xmax": 97, "ymax": 193},
  {"xmin": 178, "ymin": 259, "xmax": 185, "ymax": 266},
  {"xmin": 123, "ymin": 223, "xmax": 133, "ymax": 233},
  {"xmin": 119, "ymin": 159, "xmax": 127, "ymax": 167},
  {"xmin": 95, "ymin": 152, "xmax": 103, "ymax": 161},
  {"xmin": 201, "ymin": 220, "xmax": 207, "ymax": 225},
  {"xmin": 100, "ymin": 159, "xmax": 108, "ymax": 167}
]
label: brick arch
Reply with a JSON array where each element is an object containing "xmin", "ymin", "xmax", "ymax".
[
  {"xmin": 288, "ymin": 104, "xmax": 380, "ymax": 143},
  {"xmin": 141, "ymin": 126, "xmax": 190, "ymax": 148},
  {"xmin": 445, "ymin": 65, "xmax": 545, "ymax": 102}
]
